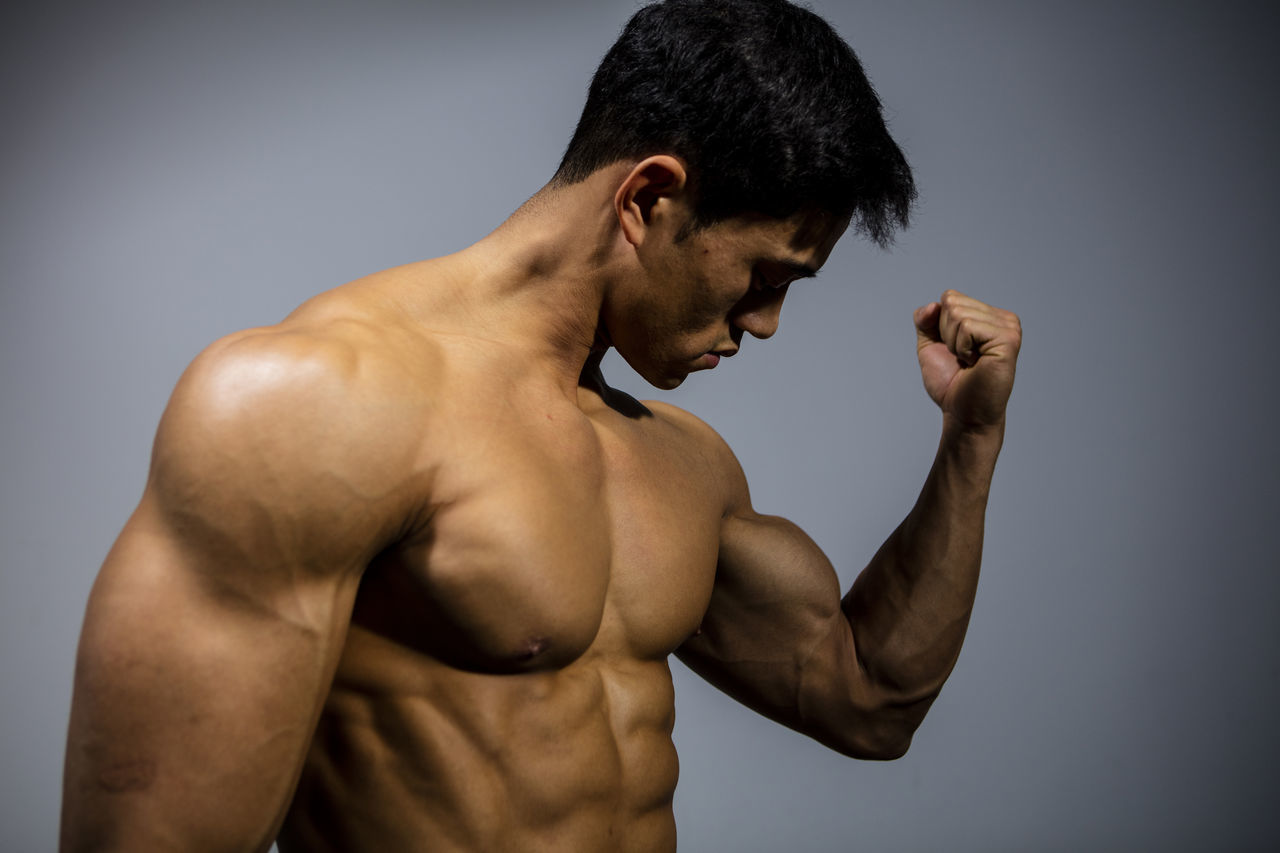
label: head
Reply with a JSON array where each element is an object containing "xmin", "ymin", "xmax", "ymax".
[
  {"xmin": 553, "ymin": 0, "xmax": 916, "ymax": 246},
  {"xmin": 601, "ymin": 154, "xmax": 850, "ymax": 390}
]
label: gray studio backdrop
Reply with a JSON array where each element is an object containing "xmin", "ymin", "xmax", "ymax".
[{"xmin": 3, "ymin": 1, "xmax": 1278, "ymax": 850}]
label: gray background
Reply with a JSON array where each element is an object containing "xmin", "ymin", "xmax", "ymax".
[{"xmin": 4, "ymin": 0, "xmax": 1278, "ymax": 850}]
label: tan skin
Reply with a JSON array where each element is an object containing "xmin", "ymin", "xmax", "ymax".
[{"xmin": 61, "ymin": 156, "xmax": 1021, "ymax": 852}]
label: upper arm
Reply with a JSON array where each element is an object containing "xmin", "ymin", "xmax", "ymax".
[
  {"xmin": 62, "ymin": 330, "xmax": 429, "ymax": 851},
  {"xmin": 674, "ymin": 426, "xmax": 917, "ymax": 759}
]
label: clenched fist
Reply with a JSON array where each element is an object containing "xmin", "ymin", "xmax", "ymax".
[{"xmin": 914, "ymin": 290, "xmax": 1021, "ymax": 432}]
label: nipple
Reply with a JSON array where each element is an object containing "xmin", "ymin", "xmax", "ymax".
[{"xmin": 517, "ymin": 636, "xmax": 551, "ymax": 660}]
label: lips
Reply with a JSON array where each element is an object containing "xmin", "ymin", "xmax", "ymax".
[{"xmin": 696, "ymin": 345, "xmax": 736, "ymax": 370}]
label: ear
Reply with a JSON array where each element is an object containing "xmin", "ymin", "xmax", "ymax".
[{"xmin": 614, "ymin": 155, "xmax": 689, "ymax": 249}]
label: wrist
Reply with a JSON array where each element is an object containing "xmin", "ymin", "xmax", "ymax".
[
  {"xmin": 941, "ymin": 413, "xmax": 1005, "ymax": 446},
  {"xmin": 937, "ymin": 415, "xmax": 1005, "ymax": 487}
]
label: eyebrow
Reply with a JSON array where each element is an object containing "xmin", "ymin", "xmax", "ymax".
[{"xmin": 774, "ymin": 259, "xmax": 820, "ymax": 280}]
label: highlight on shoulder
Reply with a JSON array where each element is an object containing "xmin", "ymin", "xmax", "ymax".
[{"xmin": 143, "ymin": 320, "xmax": 441, "ymax": 571}]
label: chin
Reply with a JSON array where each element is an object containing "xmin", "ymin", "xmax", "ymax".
[
  {"xmin": 635, "ymin": 366, "xmax": 686, "ymax": 391},
  {"xmin": 617, "ymin": 351, "xmax": 688, "ymax": 391}
]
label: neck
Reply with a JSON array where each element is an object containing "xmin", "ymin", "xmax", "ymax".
[{"xmin": 434, "ymin": 168, "xmax": 630, "ymax": 392}]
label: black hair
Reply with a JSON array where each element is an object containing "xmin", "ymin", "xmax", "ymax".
[{"xmin": 553, "ymin": 0, "xmax": 916, "ymax": 246}]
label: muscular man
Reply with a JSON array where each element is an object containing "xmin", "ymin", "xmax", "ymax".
[{"xmin": 62, "ymin": 1, "xmax": 1021, "ymax": 850}]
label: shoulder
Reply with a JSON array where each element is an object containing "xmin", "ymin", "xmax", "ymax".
[
  {"xmin": 642, "ymin": 398, "xmax": 752, "ymax": 516},
  {"xmin": 163, "ymin": 319, "xmax": 438, "ymax": 470},
  {"xmin": 146, "ymin": 320, "xmax": 440, "ymax": 567},
  {"xmin": 641, "ymin": 398, "xmax": 725, "ymax": 449}
]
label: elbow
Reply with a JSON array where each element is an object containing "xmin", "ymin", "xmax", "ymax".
[
  {"xmin": 826, "ymin": 721, "xmax": 915, "ymax": 761},
  {"xmin": 797, "ymin": 629, "xmax": 942, "ymax": 761},
  {"xmin": 811, "ymin": 693, "xmax": 934, "ymax": 761},
  {"xmin": 838, "ymin": 678, "xmax": 944, "ymax": 760},
  {"xmin": 862, "ymin": 732, "xmax": 913, "ymax": 761}
]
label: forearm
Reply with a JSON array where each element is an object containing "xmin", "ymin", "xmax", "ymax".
[{"xmin": 842, "ymin": 417, "xmax": 1004, "ymax": 705}]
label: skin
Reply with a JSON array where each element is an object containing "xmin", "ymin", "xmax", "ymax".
[{"xmin": 61, "ymin": 156, "xmax": 1021, "ymax": 852}]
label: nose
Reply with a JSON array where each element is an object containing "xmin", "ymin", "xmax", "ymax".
[{"xmin": 731, "ymin": 285, "xmax": 788, "ymax": 340}]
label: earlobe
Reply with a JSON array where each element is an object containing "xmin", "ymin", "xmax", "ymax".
[{"xmin": 614, "ymin": 155, "xmax": 688, "ymax": 249}]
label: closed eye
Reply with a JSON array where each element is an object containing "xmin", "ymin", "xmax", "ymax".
[
  {"xmin": 752, "ymin": 269, "xmax": 797, "ymax": 292},
  {"xmin": 754, "ymin": 258, "xmax": 818, "ymax": 291},
  {"xmin": 752, "ymin": 273, "xmax": 786, "ymax": 292}
]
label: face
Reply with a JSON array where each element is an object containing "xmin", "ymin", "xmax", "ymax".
[{"xmin": 605, "ymin": 207, "xmax": 849, "ymax": 389}]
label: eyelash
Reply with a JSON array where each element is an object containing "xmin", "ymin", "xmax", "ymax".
[{"xmin": 754, "ymin": 272, "xmax": 789, "ymax": 291}]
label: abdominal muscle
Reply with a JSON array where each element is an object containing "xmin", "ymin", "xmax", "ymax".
[{"xmin": 277, "ymin": 622, "xmax": 681, "ymax": 853}]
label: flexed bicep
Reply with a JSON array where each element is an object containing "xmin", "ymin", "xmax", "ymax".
[{"xmin": 678, "ymin": 503, "xmax": 915, "ymax": 760}]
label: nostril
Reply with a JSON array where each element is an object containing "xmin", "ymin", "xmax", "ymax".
[{"xmin": 735, "ymin": 313, "xmax": 779, "ymax": 340}]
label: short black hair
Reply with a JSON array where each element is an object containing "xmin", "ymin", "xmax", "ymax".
[{"xmin": 553, "ymin": 0, "xmax": 916, "ymax": 246}]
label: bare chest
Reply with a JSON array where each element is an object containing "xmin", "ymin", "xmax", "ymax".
[{"xmin": 348, "ymin": 397, "xmax": 722, "ymax": 673}]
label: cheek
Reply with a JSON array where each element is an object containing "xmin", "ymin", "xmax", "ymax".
[{"xmin": 678, "ymin": 283, "xmax": 738, "ymax": 328}]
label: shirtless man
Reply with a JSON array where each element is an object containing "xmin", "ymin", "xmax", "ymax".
[{"xmin": 61, "ymin": 0, "xmax": 1021, "ymax": 850}]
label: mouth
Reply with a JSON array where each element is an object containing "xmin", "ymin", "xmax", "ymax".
[{"xmin": 699, "ymin": 347, "xmax": 737, "ymax": 369}]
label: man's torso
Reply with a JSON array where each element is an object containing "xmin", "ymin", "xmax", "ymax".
[{"xmin": 272, "ymin": 270, "xmax": 728, "ymax": 851}]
